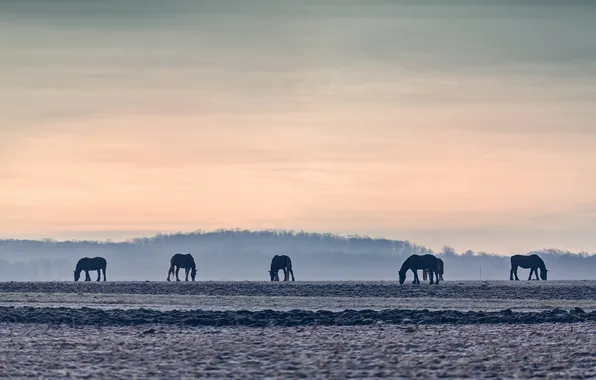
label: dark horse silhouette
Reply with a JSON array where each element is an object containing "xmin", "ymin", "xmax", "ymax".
[
  {"xmin": 423, "ymin": 257, "xmax": 444, "ymax": 282},
  {"xmin": 510, "ymin": 254, "xmax": 548, "ymax": 281},
  {"xmin": 167, "ymin": 253, "xmax": 197, "ymax": 281},
  {"xmin": 399, "ymin": 254, "xmax": 441, "ymax": 285},
  {"xmin": 269, "ymin": 255, "xmax": 295, "ymax": 281},
  {"xmin": 74, "ymin": 257, "xmax": 107, "ymax": 281}
]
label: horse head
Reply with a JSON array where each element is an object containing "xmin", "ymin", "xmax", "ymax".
[
  {"xmin": 191, "ymin": 268, "xmax": 197, "ymax": 281},
  {"xmin": 398, "ymin": 270, "xmax": 407, "ymax": 284},
  {"xmin": 74, "ymin": 270, "xmax": 80, "ymax": 282},
  {"xmin": 540, "ymin": 268, "xmax": 548, "ymax": 281},
  {"xmin": 269, "ymin": 270, "xmax": 276, "ymax": 281}
]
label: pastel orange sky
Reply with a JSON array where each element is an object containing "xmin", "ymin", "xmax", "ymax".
[{"xmin": 2, "ymin": 1, "xmax": 596, "ymax": 254}]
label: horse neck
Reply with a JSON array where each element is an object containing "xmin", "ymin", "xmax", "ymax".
[{"xmin": 399, "ymin": 261, "xmax": 410, "ymax": 273}]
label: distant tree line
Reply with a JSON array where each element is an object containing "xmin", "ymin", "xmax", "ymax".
[{"xmin": 0, "ymin": 229, "xmax": 594, "ymax": 280}]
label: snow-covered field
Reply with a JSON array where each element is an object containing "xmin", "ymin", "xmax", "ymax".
[{"xmin": 0, "ymin": 281, "xmax": 594, "ymax": 378}]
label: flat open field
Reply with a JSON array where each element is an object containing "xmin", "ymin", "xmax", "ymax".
[
  {"xmin": 1, "ymin": 323, "xmax": 594, "ymax": 379},
  {"xmin": 1, "ymin": 281, "xmax": 595, "ymax": 378},
  {"xmin": 1, "ymin": 280, "xmax": 595, "ymax": 313}
]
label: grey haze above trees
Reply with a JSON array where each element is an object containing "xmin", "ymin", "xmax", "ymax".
[{"xmin": 0, "ymin": 230, "xmax": 594, "ymax": 281}]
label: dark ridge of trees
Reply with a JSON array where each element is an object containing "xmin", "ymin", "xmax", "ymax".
[{"xmin": 0, "ymin": 230, "xmax": 594, "ymax": 281}]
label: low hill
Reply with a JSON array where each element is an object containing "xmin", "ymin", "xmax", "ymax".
[{"xmin": 0, "ymin": 229, "xmax": 594, "ymax": 280}]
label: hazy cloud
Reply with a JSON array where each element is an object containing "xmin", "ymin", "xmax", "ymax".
[{"xmin": 2, "ymin": 1, "xmax": 596, "ymax": 253}]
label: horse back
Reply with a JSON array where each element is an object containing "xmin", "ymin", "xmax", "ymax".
[
  {"xmin": 400, "ymin": 254, "xmax": 438, "ymax": 272},
  {"xmin": 271, "ymin": 255, "xmax": 290, "ymax": 270},
  {"xmin": 171, "ymin": 253, "xmax": 195, "ymax": 269},
  {"xmin": 511, "ymin": 254, "xmax": 542, "ymax": 268},
  {"xmin": 77, "ymin": 256, "xmax": 106, "ymax": 270}
]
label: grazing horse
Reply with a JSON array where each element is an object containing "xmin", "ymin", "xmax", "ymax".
[
  {"xmin": 399, "ymin": 254, "xmax": 441, "ymax": 285},
  {"xmin": 167, "ymin": 253, "xmax": 197, "ymax": 281},
  {"xmin": 74, "ymin": 257, "xmax": 107, "ymax": 282},
  {"xmin": 269, "ymin": 255, "xmax": 295, "ymax": 281},
  {"xmin": 510, "ymin": 254, "xmax": 548, "ymax": 281},
  {"xmin": 423, "ymin": 258, "xmax": 444, "ymax": 282}
]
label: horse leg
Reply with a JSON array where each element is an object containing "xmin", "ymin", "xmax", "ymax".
[
  {"xmin": 528, "ymin": 268, "xmax": 534, "ymax": 281},
  {"xmin": 185, "ymin": 268, "xmax": 190, "ymax": 281},
  {"xmin": 289, "ymin": 268, "xmax": 295, "ymax": 281},
  {"xmin": 422, "ymin": 269, "xmax": 427, "ymax": 282},
  {"xmin": 513, "ymin": 266, "xmax": 520, "ymax": 281},
  {"xmin": 283, "ymin": 268, "xmax": 289, "ymax": 281},
  {"xmin": 102, "ymin": 267, "xmax": 106, "ymax": 281},
  {"xmin": 429, "ymin": 269, "xmax": 434, "ymax": 285},
  {"xmin": 96, "ymin": 270, "xmax": 101, "ymax": 281},
  {"xmin": 413, "ymin": 270, "xmax": 420, "ymax": 284},
  {"xmin": 534, "ymin": 268, "xmax": 540, "ymax": 280},
  {"xmin": 167, "ymin": 265, "xmax": 173, "ymax": 281},
  {"xmin": 85, "ymin": 270, "xmax": 91, "ymax": 281},
  {"xmin": 175, "ymin": 266, "xmax": 181, "ymax": 281}
]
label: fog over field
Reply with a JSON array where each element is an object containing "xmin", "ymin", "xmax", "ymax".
[{"xmin": 1, "ymin": 230, "xmax": 594, "ymax": 281}]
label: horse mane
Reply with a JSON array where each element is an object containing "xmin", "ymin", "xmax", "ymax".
[
  {"xmin": 186, "ymin": 254, "xmax": 196, "ymax": 270},
  {"xmin": 398, "ymin": 256, "xmax": 412, "ymax": 274},
  {"xmin": 270, "ymin": 255, "xmax": 280, "ymax": 271},
  {"xmin": 536, "ymin": 255, "xmax": 546, "ymax": 269}
]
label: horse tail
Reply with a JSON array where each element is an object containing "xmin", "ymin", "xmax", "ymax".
[{"xmin": 167, "ymin": 256, "xmax": 176, "ymax": 281}]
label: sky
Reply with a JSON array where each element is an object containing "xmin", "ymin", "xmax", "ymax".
[{"xmin": 2, "ymin": 0, "xmax": 596, "ymax": 255}]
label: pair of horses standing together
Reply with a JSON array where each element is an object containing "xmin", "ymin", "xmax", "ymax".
[{"xmin": 398, "ymin": 254, "xmax": 445, "ymax": 285}]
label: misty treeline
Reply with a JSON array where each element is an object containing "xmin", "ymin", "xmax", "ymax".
[{"xmin": 0, "ymin": 229, "xmax": 594, "ymax": 281}]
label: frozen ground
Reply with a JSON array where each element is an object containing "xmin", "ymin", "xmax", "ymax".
[
  {"xmin": 0, "ymin": 323, "xmax": 594, "ymax": 379},
  {"xmin": 1, "ymin": 281, "xmax": 595, "ymax": 312},
  {"xmin": 1, "ymin": 281, "xmax": 594, "ymax": 378},
  {"xmin": 4, "ymin": 292, "xmax": 596, "ymax": 312},
  {"xmin": 1, "ymin": 280, "xmax": 595, "ymax": 300}
]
